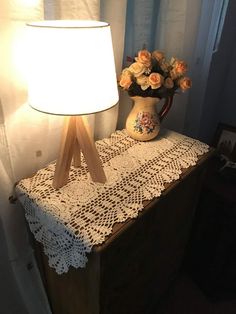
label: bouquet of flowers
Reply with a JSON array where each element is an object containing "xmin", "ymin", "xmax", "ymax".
[{"xmin": 119, "ymin": 49, "xmax": 192, "ymax": 99}]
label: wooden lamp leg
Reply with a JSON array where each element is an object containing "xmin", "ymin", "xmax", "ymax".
[
  {"xmin": 53, "ymin": 117, "xmax": 77, "ymax": 189},
  {"xmin": 53, "ymin": 115, "xmax": 106, "ymax": 189},
  {"xmin": 72, "ymin": 139, "xmax": 81, "ymax": 167},
  {"xmin": 76, "ymin": 116, "xmax": 106, "ymax": 183}
]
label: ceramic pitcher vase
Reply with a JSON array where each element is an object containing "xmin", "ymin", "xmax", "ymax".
[{"xmin": 126, "ymin": 95, "xmax": 173, "ymax": 141}]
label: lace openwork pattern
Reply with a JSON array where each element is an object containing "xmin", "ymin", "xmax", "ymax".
[{"xmin": 16, "ymin": 129, "xmax": 209, "ymax": 274}]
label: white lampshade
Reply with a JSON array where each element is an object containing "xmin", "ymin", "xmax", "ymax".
[{"xmin": 26, "ymin": 20, "xmax": 119, "ymax": 115}]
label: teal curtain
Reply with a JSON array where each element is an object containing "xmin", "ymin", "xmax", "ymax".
[{"xmin": 123, "ymin": 0, "xmax": 161, "ymax": 66}]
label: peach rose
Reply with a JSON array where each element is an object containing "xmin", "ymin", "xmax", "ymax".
[
  {"xmin": 135, "ymin": 49, "xmax": 152, "ymax": 67},
  {"xmin": 178, "ymin": 77, "xmax": 192, "ymax": 91},
  {"xmin": 129, "ymin": 62, "xmax": 146, "ymax": 77},
  {"xmin": 136, "ymin": 75, "xmax": 150, "ymax": 90},
  {"xmin": 119, "ymin": 70, "xmax": 132, "ymax": 90},
  {"xmin": 164, "ymin": 77, "xmax": 174, "ymax": 89},
  {"xmin": 173, "ymin": 59, "xmax": 187, "ymax": 75},
  {"xmin": 152, "ymin": 50, "xmax": 165, "ymax": 62},
  {"xmin": 148, "ymin": 72, "xmax": 164, "ymax": 89}
]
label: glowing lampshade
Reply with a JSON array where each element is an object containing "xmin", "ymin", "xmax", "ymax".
[{"xmin": 26, "ymin": 20, "xmax": 119, "ymax": 115}]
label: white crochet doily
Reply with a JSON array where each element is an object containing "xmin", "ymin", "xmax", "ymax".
[{"xmin": 16, "ymin": 129, "xmax": 209, "ymax": 274}]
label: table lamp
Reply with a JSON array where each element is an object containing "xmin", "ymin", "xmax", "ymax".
[{"xmin": 26, "ymin": 20, "xmax": 119, "ymax": 189}]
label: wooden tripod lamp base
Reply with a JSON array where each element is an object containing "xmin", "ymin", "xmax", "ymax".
[{"xmin": 53, "ymin": 116, "xmax": 106, "ymax": 189}]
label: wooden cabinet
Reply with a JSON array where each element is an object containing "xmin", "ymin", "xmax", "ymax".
[{"xmin": 32, "ymin": 150, "xmax": 213, "ymax": 314}]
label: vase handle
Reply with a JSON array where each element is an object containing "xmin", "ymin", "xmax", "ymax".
[{"xmin": 159, "ymin": 95, "xmax": 174, "ymax": 122}]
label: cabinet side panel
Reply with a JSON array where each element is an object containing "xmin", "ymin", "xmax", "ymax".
[
  {"xmin": 99, "ymin": 166, "xmax": 205, "ymax": 314},
  {"xmin": 34, "ymin": 244, "xmax": 100, "ymax": 314}
]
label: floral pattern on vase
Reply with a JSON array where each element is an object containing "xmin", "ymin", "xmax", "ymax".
[
  {"xmin": 133, "ymin": 111, "xmax": 158, "ymax": 134},
  {"xmin": 126, "ymin": 96, "xmax": 161, "ymax": 141}
]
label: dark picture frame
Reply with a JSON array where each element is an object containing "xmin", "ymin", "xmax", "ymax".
[{"xmin": 213, "ymin": 123, "xmax": 236, "ymax": 162}]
